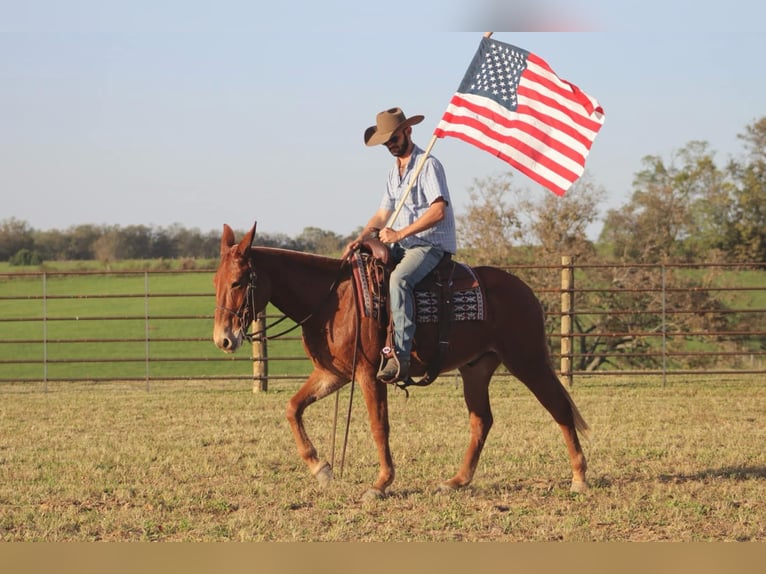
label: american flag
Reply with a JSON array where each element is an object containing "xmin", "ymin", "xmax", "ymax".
[{"xmin": 434, "ymin": 37, "xmax": 605, "ymax": 196}]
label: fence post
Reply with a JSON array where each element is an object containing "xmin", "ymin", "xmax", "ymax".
[
  {"xmin": 560, "ymin": 256, "xmax": 574, "ymax": 389},
  {"xmin": 43, "ymin": 272, "xmax": 48, "ymax": 393},
  {"xmin": 252, "ymin": 312, "xmax": 268, "ymax": 393},
  {"xmin": 144, "ymin": 271, "xmax": 150, "ymax": 391},
  {"xmin": 661, "ymin": 264, "xmax": 667, "ymax": 388}
]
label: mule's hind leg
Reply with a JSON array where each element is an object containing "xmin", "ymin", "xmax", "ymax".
[
  {"xmin": 285, "ymin": 369, "xmax": 347, "ymax": 486},
  {"xmin": 507, "ymin": 357, "xmax": 589, "ymax": 492},
  {"xmin": 440, "ymin": 352, "xmax": 501, "ymax": 492}
]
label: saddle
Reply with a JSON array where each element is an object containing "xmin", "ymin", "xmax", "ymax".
[{"xmin": 350, "ymin": 237, "xmax": 485, "ymax": 388}]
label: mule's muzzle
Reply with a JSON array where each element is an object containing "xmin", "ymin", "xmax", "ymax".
[{"xmin": 213, "ymin": 327, "xmax": 243, "ymax": 353}]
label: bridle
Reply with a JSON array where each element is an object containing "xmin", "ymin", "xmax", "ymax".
[{"xmin": 215, "ymin": 266, "xmax": 261, "ymax": 341}]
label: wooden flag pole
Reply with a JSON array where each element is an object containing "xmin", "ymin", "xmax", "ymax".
[
  {"xmin": 385, "ymin": 134, "xmax": 438, "ymax": 229},
  {"xmin": 384, "ymin": 32, "xmax": 494, "ymax": 231}
]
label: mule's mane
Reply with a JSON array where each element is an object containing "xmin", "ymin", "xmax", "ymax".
[
  {"xmin": 247, "ymin": 246, "xmax": 350, "ymax": 320},
  {"xmin": 250, "ymin": 246, "xmax": 342, "ymax": 272}
]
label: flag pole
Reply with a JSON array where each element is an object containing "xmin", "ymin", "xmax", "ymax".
[
  {"xmin": 385, "ymin": 134, "xmax": 437, "ymax": 228},
  {"xmin": 384, "ymin": 32, "xmax": 494, "ymax": 230}
]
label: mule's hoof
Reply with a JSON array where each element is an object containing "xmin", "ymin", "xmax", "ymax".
[
  {"xmin": 570, "ymin": 479, "xmax": 589, "ymax": 494},
  {"xmin": 361, "ymin": 488, "xmax": 385, "ymax": 502},
  {"xmin": 314, "ymin": 462, "xmax": 333, "ymax": 487},
  {"xmin": 435, "ymin": 481, "xmax": 458, "ymax": 494}
]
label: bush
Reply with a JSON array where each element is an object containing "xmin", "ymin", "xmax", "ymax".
[{"xmin": 9, "ymin": 248, "xmax": 43, "ymax": 266}]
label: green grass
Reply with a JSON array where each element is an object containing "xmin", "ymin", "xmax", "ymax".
[
  {"xmin": 2, "ymin": 262, "xmax": 763, "ymax": 382},
  {"xmin": 0, "ymin": 270, "xmax": 308, "ymax": 382},
  {"xmin": 0, "ymin": 375, "xmax": 764, "ymax": 541}
]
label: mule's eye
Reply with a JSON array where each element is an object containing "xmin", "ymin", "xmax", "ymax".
[{"xmin": 231, "ymin": 280, "xmax": 242, "ymax": 289}]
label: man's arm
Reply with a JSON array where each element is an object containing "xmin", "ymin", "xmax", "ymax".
[
  {"xmin": 341, "ymin": 208, "xmax": 392, "ymax": 260},
  {"xmin": 378, "ymin": 198, "xmax": 446, "ymax": 244}
]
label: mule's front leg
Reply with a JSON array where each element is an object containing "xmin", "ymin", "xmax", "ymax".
[
  {"xmin": 285, "ymin": 371, "xmax": 344, "ymax": 486},
  {"xmin": 358, "ymin": 378, "xmax": 395, "ymax": 500}
]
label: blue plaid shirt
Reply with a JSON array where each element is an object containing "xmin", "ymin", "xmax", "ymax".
[{"xmin": 378, "ymin": 145, "xmax": 457, "ymax": 254}]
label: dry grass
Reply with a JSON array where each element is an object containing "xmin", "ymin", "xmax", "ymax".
[{"xmin": 0, "ymin": 375, "xmax": 764, "ymax": 541}]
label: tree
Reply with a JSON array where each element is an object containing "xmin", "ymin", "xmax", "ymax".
[
  {"xmin": 64, "ymin": 224, "xmax": 103, "ymax": 260},
  {"xmin": 518, "ymin": 175, "xmax": 604, "ymax": 262},
  {"xmin": 726, "ymin": 118, "xmax": 766, "ymax": 262},
  {"xmin": 92, "ymin": 229, "xmax": 123, "ymax": 264},
  {"xmin": 457, "ymin": 171, "xmax": 604, "ymax": 268},
  {"xmin": 600, "ymin": 142, "xmax": 721, "ymax": 262},
  {"xmin": 33, "ymin": 228, "xmax": 70, "ymax": 261},
  {"xmin": 456, "ymin": 173, "xmax": 522, "ymax": 266},
  {"xmin": 295, "ymin": 227, "xmax": 344, "ymax": 255},
  {"xmin": 0, "ymin": 218, "xmax": 34, "ymax": 261},
  {"xmin": 9, "ymin": 248, "xmax": 43, "ymax": 266}
]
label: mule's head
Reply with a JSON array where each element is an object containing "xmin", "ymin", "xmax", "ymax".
[{"xmin": 213, "ymin": 223, "xmax": 269, "ymax": 353}]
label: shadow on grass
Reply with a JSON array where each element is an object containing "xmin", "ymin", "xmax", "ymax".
[{"xmin": 659, "ymin": 466, "xmax": 766, "ymax": 483}]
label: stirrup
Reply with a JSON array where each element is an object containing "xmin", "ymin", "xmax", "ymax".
[{"xmin": 376, "ymin": 347, "xmax": 408, "ymax": 383}]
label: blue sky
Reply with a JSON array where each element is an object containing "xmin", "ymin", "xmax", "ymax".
[{"xmin": 2, "ymin": 1, "xmax": 765, "ymax": 239}]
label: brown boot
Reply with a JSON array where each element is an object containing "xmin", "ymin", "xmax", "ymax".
[{"xmin": 377, "ymin": 353, "xmax": 409, "ymax": 383}]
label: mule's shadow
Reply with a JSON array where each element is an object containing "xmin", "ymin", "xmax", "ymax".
[{"xmin": 659, "ymin": 466, "xmax": 766, "ymax": 483}]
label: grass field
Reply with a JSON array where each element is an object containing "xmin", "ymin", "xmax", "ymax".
[
  {"xmin": 0, "ymin": 270, "xmax": 308, "ymax": 382},
  {"xmin": 2, "ymin": 264, "xmax": 764, "ymax": 383},
  {"xmin": 1, "ymin": 374, "xmax": 763, "ymax": 541}
]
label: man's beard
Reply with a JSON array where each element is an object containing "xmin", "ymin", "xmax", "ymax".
[{"xmin": 387, "ymin": 133, "xmax": 411, "ymax": 157}]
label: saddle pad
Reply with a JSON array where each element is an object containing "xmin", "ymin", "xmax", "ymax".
[{"xmin": 415, "ymin": 287, "xmax": 485, "ymax": 324}]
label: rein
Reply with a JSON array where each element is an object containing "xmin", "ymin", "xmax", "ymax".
[
  {"xmin": 217, "ymin": 260, "xmax": 348, "ymax": 342},
  {"xmin": 217, "ymin": 254, "xmax": 360, "ymax": 479}
]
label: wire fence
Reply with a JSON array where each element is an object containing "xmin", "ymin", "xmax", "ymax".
[{"xmin": 1, "ymin": 261, "xmax": 764, "ymax": 390}]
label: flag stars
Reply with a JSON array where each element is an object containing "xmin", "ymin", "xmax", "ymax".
[{"xmin": 462, "ymin": 41, "xmax": 529, "ymax": 103}]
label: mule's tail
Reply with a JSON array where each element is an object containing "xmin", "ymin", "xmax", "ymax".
[{"xmin": 561, "ymin": 382, "xmax": 590, "ymax": 440}]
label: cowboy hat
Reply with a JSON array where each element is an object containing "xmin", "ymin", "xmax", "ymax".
[{"xmin": 364, "ymin": 107, "xmax": 424, "ymax": 146}]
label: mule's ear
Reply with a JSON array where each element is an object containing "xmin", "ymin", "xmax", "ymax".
[
  {"xmin": 238, "ymin": 222, "xmax": 257, "ymax": 254},
  {"xmin": 221, "ymin": 224, "xmax": 236, "ymax": 257}
]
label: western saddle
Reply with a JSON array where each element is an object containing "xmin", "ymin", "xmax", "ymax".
[{"xmin": 350, "ymin": 236, "xmax": 482, "ymax": 388}]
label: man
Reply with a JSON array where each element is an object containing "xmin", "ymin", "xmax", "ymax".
[{"xmin": 343, "ymin": 107, "xmax": 457, "ymax": 384}]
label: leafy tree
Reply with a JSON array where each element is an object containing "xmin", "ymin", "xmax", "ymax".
[
  {"xmin": 600, "ymin": 142, "xmax": 724, "ymax": 262},
  {"xmin": 92, "ymin": 229, "xmax": 122, "ymax": 264},
  {"xmin": 9, "ymin": 248, "xmax": 43, "ymax": 266},
  {"xmin": 0, "ymin": 218, "xmax": 34, "ymax": 261},
  {"xmin": 457, "ymin": 173, "xmax": 522, "ymax": 266},
  {"xmin": 295, "ymin": 226, "xmax": 344, "ymax": 255},
  {"xmin": 457, "ymin": 172, "xmax": 603, "ymax": 266},
  {"xmin": 150, "ymin": 227, "xmax": 178, "ymax": 259},
  {"xmin": 33, "ymin": 228, "xmax": 70, "ymax": 261},
  {"xmin": 517, "ymin": 175, "xmax": 604, "ymax": 263},
  {"xmin": 726, "ymin": 118, "xmax": 766, "ymax": 262},
  {"xmin": 63, "ymin": 224, "xmax": 103, "ymax": 260}
]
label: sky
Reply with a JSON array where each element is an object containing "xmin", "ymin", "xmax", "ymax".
[{"xmin": 2, "ymin": 0, "xmax": 765, "ymax": 240}]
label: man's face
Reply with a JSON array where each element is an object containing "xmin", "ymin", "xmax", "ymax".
[{"xmin": 384, "ymin": 127, "xmax": 411, "ymax": 157}]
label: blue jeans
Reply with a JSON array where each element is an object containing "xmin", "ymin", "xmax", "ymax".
[{"xmin": 388, "ymin": 244, "xmax": 445, "ymax": 362}]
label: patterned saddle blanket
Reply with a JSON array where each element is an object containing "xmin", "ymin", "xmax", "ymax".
[{"xmin": 414, "ymin": 265, "xmax": 485, "ymax": 323}]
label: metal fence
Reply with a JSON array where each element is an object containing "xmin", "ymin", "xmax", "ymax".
[{"xmin": 1, "ymin": 261, "xmax": 764, "ymax": 389}]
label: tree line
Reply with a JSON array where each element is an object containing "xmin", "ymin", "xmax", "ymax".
[
  {"xmin": 2, "ymin": 117, "xmax": 764, "ymax": 267},
  {"xmin": 0, "ymin": 221, "xmax": 355, "ymax": 266}
]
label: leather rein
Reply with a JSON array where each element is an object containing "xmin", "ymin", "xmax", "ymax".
[
  {"xmin": 216, "ymin": 260, "xmax": 347, "ymax": 342},
  {"xmin": 215, "ymin": 252, "xmax": 362, "ymax": 478}
]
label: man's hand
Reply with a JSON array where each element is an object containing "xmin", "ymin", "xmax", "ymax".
[
  {"xmin": 378, "ymin": 227, "xmax": 401, "ymax": 244},
  {"xmin": 341, "ymin": 239, "xmax": 361, "ymax": 261}
]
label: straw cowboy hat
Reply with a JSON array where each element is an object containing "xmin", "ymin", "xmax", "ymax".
[{"xmin": 364, "ymin": 107, "xmax": 424, "ymax": 146}]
